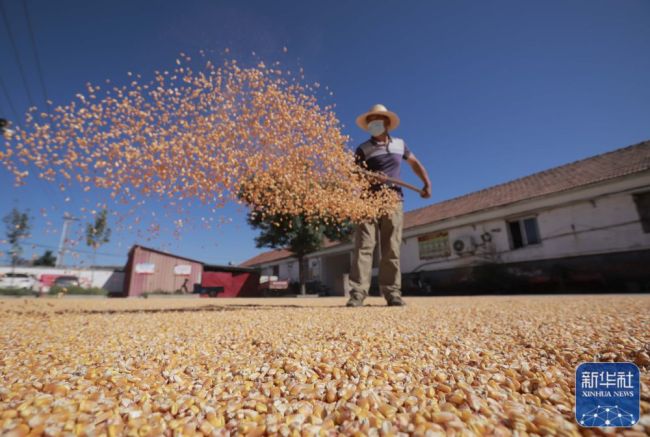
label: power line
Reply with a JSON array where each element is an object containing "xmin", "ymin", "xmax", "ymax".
[
  {"xmin": 16, "ymin": 0, "xmax": 64, "ymax": 212},
  {"xmin": 21, "ymin": 240, "xmax": 125, "ymax": 258},
  {"xmin": 0, "ymin": 74, "xmax": 19, "ymax": 122},
  {"xmin": 1, "ymin": 2, "xmax": 89, "ymax": 243},
  {"xmin": 0, "ymin": 0, "xmax": 35, "ymax": 107},
  {"xmin": 0, "ymin": 1, "xmax": 62, "ymax": 210},
  {"xmin": 55, "ymin": 214, "xmax": 79, "ymax": 267},
  {"xmin": 1, "ymin": 1, "xmax": 80, "ymax": 221},
  {"xmin": 21, "ymin": 0, "xmax": 50, "ymax": 110},
  {"xmin": 0, "ymin": 2, "xmax": 64, "ymax": 219},
  {"xmin": 1, "ymin": 72, "xmax": 62, "ymax": 212},
  {"xmin": 13, "ymin": 1, "xmax": 65, "ymax": 212}
]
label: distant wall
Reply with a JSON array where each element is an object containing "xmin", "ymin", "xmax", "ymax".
[{"xmin": 0, "ymin": 266, "xmax": 124, "ymax": 293}]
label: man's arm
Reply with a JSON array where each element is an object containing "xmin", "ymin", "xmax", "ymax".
[{"xmin": 406, "ymin": 153, "xmax": 432, "ymax": 198}]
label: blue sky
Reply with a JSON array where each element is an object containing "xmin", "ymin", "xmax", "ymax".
[{"xmin": 1, "ymin": 0, "xmax": 649, "ymax": 267}]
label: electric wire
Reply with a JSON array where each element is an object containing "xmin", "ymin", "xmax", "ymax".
[
  {"xmin": 0, "ymin": 0, "xmax": 35, "ymax": 107},
  {"xmin": 0, "ymin": 11, "xmax": 64, "ymax": 216},
  {"xmin": 0, "ymin": 2, "xmax": 113, "ymax": 270},
  {"xmin": 1, "ymin": 0, "xmax": 66, "ymax": 214},
  {"xmin": 21, "ymin": 239, "xmax": 125, "ymax": 258},
  {"xmin": 21, "ymin": 0, "xmax": 50, "ymax": 110},
  {"xmin": 0, "ymin": 74, "xmax": 20, "ymax": 122}
]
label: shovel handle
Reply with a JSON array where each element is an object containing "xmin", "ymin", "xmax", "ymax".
[{"xmin": 356, "ymin": 168, "xmax": 424, "ymax": 195}]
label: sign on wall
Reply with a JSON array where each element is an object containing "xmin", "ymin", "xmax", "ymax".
[
  {"xmin": 134, "ymin": 263, "xmax": 155, "ymax": 274},
  {"xmin": 174, "ymin": 264, "xmax": 192, "ymax": 275},
  {"xmin": 418, "ymin": 231, "xmax": 451, "ymax": 259}
]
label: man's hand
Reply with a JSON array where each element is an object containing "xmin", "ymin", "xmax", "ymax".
[{"xmin": 421, "ymin": 184, "xmax": 432, "ymax": 199}]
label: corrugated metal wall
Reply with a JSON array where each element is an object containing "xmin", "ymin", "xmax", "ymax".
[{"xmin": 126, "ymin": 247, "xmax": 202, "ymax": 296}]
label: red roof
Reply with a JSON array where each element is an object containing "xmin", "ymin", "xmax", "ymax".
[
  {"xmin": 129, "ymin": 245, "xmax": 257, "ymax": 272},
  {"xmin": 405, "ymin": 140, "xmax": 650, "ymax": 230},
  {"xmin": 240, "ymin": 140, "xmax": 650, "ymax": 267},
  {"xmin": 239, "ymin": 240, "xmax": 342, "ymax": 267},
  {"xmin": 130, "ymin": 244, "xmax": 204, "ymax": 264},
  {"xmin": 240, "ymin": 248, "xmax": 293, "ymax": 267}
]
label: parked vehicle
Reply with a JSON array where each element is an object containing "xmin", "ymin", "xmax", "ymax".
[
  {"xmin": 0, "ymin": 273, "xmax": 40, "ymax": 290},
  {"xmin": 260, "ymin": 277, "xmax": 290, "ymax": 297},
  {"xmin": 52, "ymin": 275, "xmax": 80, "ymax": 288},
  {"xmin": 192, "ymin": 284, "xmax": 225, "ymax": 298}
]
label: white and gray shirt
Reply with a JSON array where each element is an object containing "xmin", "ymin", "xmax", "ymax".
[{"xmin": 355, "ymin": 136, "xmax": 411, "ymax": 196}]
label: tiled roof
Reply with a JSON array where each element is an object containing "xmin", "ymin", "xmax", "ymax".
[
  {"xmin": 130, "ymin": 244, "xmax": 204, "ymax": 265},
  {"xmin": 240, "ymin": 140, "xmax": 650, "ymax": 267},
  {"xmin": 405, "ymin": 140, "xmax": 650, "ymax": 230},
  {"xmin": 240, "ymin": 248, "xmax": 293, "ymax": 267},
  {"xmin": 239, "ymin": 240, "xmax": 343, "ymax": 267}
]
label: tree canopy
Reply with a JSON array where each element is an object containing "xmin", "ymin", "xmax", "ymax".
[
  {"xmin": 3, "ymin": 208, "xmax": 31, "ymax": 266},
  {"xmin": 247, "ymin": 212, "xmax": 352, "ymax": 294}
]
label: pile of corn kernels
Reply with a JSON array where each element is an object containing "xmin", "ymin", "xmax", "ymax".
[{"xmin": 0, "ymin": 295, "xmax": 648, "ymax": 436}]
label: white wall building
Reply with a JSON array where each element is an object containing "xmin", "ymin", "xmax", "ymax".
[
  {"xmin": 0, "ymin": 266, "xmax": 124, "ymax": 294},
  {"xmin": 241, "ymin": 141, "xmax": 650, "ymax": 294}
]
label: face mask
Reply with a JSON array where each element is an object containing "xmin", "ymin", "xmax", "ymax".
[{"xmin": 367, "ymin": 120, "xmax": 385, "ymax": 137}]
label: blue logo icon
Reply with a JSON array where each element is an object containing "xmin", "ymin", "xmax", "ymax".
[{"xmin": 575, "ymin": 362, "xmax": 640, "ymax": 427}]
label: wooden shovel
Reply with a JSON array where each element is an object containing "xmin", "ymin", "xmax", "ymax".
[{"xmin": 356, "ymin": 168, "xmax": 425, "ymax": 196}]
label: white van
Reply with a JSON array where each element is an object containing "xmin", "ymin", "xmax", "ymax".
[{"xmin": 0, "ymin": 273, "xmax": 40, "ymax": 291}]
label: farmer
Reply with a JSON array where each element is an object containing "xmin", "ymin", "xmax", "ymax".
[{"xmin": 347, "ymin": 104, "xmax": 431, "ymax": 307}]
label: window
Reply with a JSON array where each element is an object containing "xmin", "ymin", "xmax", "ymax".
[
  {"xmin": 272, "ymin": 265, "xmax": 279, "ymax": 276},
  {"xmin": 507, "ymin": 217, "xmax": 541, "ymax": 249},
  {"xmin": 418, "ymin": 231, "xmax": 451, "ymax": 259},
  {"xmin": 308, "ymin": 259, "xmax": 321, "ymax": 280},
  {"xmin": 633, "ymin": 191, "xmax": 650, "ymax": 233}
]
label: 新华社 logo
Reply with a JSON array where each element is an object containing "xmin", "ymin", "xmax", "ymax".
[{"xmin": 575, "ymin": 362, "xmax": 640, "ymax": 427}]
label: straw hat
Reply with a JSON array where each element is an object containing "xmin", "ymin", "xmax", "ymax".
[{"xmin": 355, "ymin": 104, "xmax": 400, "ymax": 132}]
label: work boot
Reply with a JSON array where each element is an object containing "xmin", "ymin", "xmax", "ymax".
[
  {"xmin": 386, "ymin": 295, "xmax": 406, "ymax": 307},
  {"xmin": 346, "ymin": 293, "xmax": 365, "ymax": 307}
]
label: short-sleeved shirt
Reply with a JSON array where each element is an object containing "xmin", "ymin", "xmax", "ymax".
[{"xmin": 355, "ymin": 136, "xmax": 411, "ymax": 197}]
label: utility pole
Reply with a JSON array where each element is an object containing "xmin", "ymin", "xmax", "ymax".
[{"xmin": 56, "ymin": 214, "xmax": 79, "ymax": 267}]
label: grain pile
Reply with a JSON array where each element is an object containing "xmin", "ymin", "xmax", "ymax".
[{"xmin": 0, "ymin": 295, "xmax": 649, "ymax": 436}]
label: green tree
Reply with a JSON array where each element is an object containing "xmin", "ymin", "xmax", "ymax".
[
  {"xmin": 85, "ymin": 209, "xmax": 111, "ymax": 281},
  {"xmin": 3, "ymin": 208, "xmax": 31, "ymax": 267},
  {"xmin": 247, "ymin": 212, "xmax": 352, "ymax": 295},
  {"xmin": 33, "ymin": 250, "xmax": 56, "ymax": 266}
]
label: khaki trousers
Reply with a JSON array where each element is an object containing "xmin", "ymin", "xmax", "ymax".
[{"xmin": 349, "ymin": 203, "xmax": 404, "ymax": 300}]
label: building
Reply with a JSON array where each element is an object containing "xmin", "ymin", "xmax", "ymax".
[
  {"xmin": 123, "ymin": 245, "xmax": 203, "ymax": 297},
  {"xmin": 201, "ymin": 264, "xmax": 262, "ymax": 298},
  {"xmin": 240, "ymin": 140, "xmax": 650, "ymax": 294},
  {"xmin": 0, "ymin": 266, "xmax": 124, "ymax": 294},
  {"xmin": 122, "ymin": 245, "xmax": 260, "ymax": 297}
]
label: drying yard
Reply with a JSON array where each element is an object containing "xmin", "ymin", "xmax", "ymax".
[{"xmin": 0, "ymin": 295, "xmax": 649, "ymax": 436}]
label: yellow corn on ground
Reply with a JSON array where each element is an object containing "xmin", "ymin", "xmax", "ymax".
[{"xmin": 0, "ymin": 295, "xmax": 648, "ymax": 436}]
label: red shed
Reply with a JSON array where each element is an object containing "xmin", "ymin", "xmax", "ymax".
[
  {"xmin": 121, "ymin": 245, "xmax": 262, "ymax": 298},
  {"xmin": 201, "ymin": 265, "xmax": 261, "ymax": 297},
  {"xmin": 123, "ymin": 245, "xmax": 203, "ymax": 297}
]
